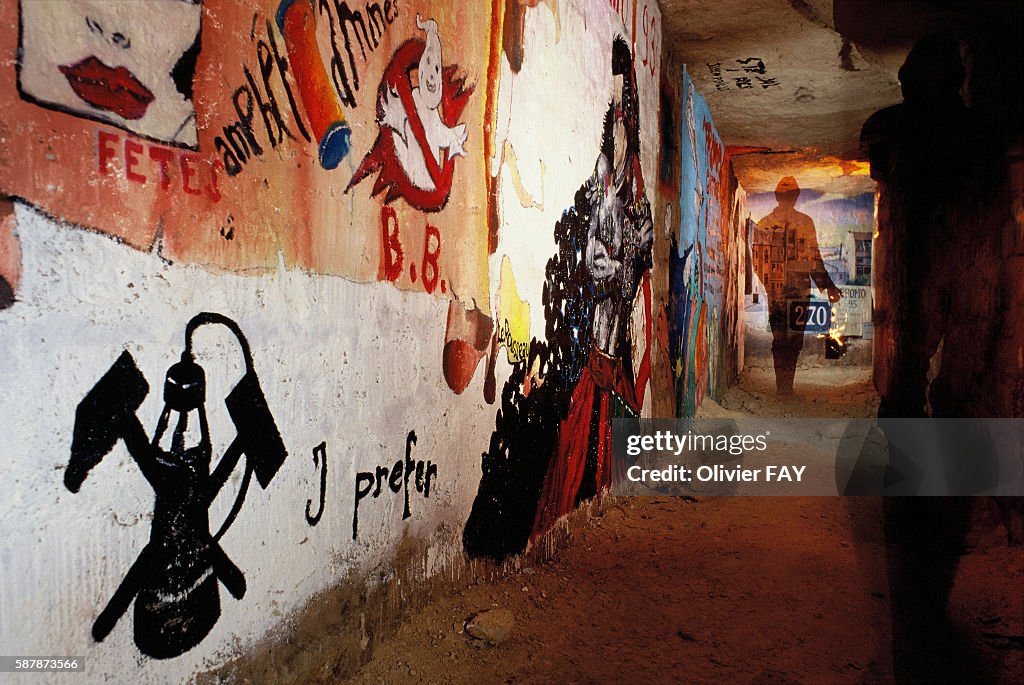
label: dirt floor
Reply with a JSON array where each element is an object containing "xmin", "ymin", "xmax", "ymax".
[{"xmin": 348, "ymin": 361, "xmax": 1023, "ymax": 684}]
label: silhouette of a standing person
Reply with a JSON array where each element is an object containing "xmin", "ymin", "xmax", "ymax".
[
  {"xmin": 860, "ymin": 32, "xmax": 1009, "ymax": 684},
  {"xmin": 753, "ymin": 177, "xmax": 841, "ymax": 395}
]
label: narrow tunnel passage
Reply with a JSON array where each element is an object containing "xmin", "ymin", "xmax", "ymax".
[
  {"xmin": 1, "ymin": 1, "xmax": 1020, "ymax": 683},
  {"xmin": 347, "ymin": 364, "xmax": 1019, "ymax": 684},
  {"xmin": 349, "ymin": 365, "xmax": 1021, "ymax": 685}
]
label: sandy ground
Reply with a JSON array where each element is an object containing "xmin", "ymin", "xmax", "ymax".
[{"xmin": 347, "ymin": 362, "xmax": 1022, "ymax": 685}]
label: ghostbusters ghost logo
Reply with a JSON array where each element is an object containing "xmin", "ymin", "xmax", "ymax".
[{"xmin": 346, "ymin": 15, "xmax": 473, "ymax": 212}]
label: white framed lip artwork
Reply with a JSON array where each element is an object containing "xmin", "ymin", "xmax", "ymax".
[{"xmin": 17, "ymin": 0, "xmax": 203, "ymax": 148}]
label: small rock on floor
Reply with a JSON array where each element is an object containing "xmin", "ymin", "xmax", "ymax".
[{"xmin": 465, "ymin": 608, "xmax": 515, "ymax": 644}]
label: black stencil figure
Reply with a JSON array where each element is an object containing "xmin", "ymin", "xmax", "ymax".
[{"xmin": 65, "ymin": 312, "xmax": 287, "ymax": 660}]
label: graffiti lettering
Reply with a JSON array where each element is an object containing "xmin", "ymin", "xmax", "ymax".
[
  {"xmin": 318, "ymin": 0, "xmax": 401, "ymax": 109},
  {"xmin": 709, "ymin": 58, "xmax": 782, "ymax": 91},
  {"xmin": 305, "ymin": 442, "xmax": 328, "ymax": 526},
  {"xmin": 706, "ymin": 63, "xmax": 729, "ymax": 92},
  {"xmin": 245, "ymin": 48, "xmax": 298, "ymax": 150},
  {"xmin": 640, "ymin": 4, "xmax": 659, "ymax": 78},
  {"xmin": 97, "ymin": 130, "xmax": 221, "ymax": 202},
  {"xmin": 352, "ymin": 431, "xmax": 437, "ymax": 539},
  {"xmin": 496, "ymin": 318, "xmax": 529, "ymax": 362},
  {"xmin": 732, "ymin": 57, "xmax": 766, "ymax": 75},
  {"xmin": 214, "ymin": 19, "xmax": 309, "ymax": 177},
  {"xmin": 608, "ymin": 0, "xmax": 629, "ymax": 28},
  {"xmin": 421, "ymin": 224, "xmax": 441, "ymax": 294},
  {"xmin": 377, "ymin": 205, "xmax": 446, "ymax": 294},
  {"xmin": 380, "ymin": 205, "xmax": 404, "ymax": 281}
]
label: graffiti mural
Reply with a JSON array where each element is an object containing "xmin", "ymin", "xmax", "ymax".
[
  {"xmin": 666, "ymin": 66, "xmax": 745, "ymax": 416},
  {"xmin": 530, "ymin": 35, "xmax": 653, "ymax": 538},
  {"xmin": 1, "ymin": 1, "xmax": 493, "ymax": 302},
  {"xmin": 64, "ymin": 313, "xmax": 286, "ymax": 659},
  {"xmin": 670, "ymin": 69, "xmax": 711, "ymax": 416},
  {"xmin": 210, "ymin": 15, "xmax": 311, "ymax": 179},
  {"xmin": 442, "ymin": 297, "xmax": 494, "ymax": 395},
  {"xmin": 17, "ymin": 0, "xmax": 202, "ymax": 147},
  {"xmin": 751, "ymin": 177, "xmax": 841, "ymax": 394},
  {"xmin": 0, "ymin": 0, "xmax": 676, "ymax": 678},
  {"xmin": 706, "ymin": 57, "xmax": 781, "ymax": 93},
  {"xmin": 276, "ymin": 0, "xmax": 351, "ymax": 169},
  {"xmin": 465, "ymin": 31, "xmax": 654, "ymax": 559},
  {"xmin": 347, "ymin": 16, "xmax": 473, "ymax": 212},
  {"xmin": 305, "ymin": 441, "xmax": 328, "ymax": 526},
  {"xmin": 352, "ymin": 430, "xmax": 438, "ymax": 540}
]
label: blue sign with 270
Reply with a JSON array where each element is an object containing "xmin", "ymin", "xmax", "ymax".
[{"xmin": 788, "ymin": 299, "xmax": 831, "ymax": 334}]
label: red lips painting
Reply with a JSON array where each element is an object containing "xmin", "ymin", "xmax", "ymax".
[
  {"xmin": 18, "ymin": 1, "xmax": 201, "ymax": 147},
  {"xmin": 58, "ymin": 56, "xmax": 155, "ymax": 120}
]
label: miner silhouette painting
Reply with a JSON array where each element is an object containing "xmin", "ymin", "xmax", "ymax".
[
  {"xmin": 753, "ymin": 177, "xmax": 841, "ymax": 395},
  {"xmin": 64, "ymin": 313, "xmax": 286, "ymax": 659}
]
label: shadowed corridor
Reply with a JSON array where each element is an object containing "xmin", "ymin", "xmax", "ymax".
[{"xmin": 348, "ymin": 366, "xmax": 1022, "ymax": 684}]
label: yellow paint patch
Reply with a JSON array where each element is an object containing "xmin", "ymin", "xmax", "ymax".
[{"xmin": 496, "ymin": 255, "xmax": 531, "ymax": 364}]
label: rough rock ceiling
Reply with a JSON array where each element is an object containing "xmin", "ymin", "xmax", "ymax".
[{"xmin": 658, "ymin": 0, "xmax": 1013, "ymax": 195}]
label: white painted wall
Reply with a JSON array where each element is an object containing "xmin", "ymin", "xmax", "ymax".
[
  {"xmin": 0, "ymin": 2, "xmax": 666, "ymax": 681},
  {"xmin": 0, "ymin": 203, "xmax": 493, "ymax": 683}
]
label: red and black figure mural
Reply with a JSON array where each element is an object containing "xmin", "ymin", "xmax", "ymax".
[
  {"xmin": 464, "ymin": 36, "xmax": 652, "ymax": 560},
  {"xmin": 64, "ymin": 313, "xmax": 287, "ymax": 659},
  {"xmin": 346, "ymin": 15, "xmax": 473, "ymax": 212}
]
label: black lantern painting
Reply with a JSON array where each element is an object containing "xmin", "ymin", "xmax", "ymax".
[{"xmin": 64, "ymin": 312, "xmax": 287, "ymax": 659}]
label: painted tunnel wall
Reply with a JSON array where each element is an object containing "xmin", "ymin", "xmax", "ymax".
[
  {"xmin": 1, "ymin": 1, "xmax": 497, "ymax": 679},
  {"xmin": 0, "ymin": 0, "xmax": 749, "ymax": 680},
  {"xmin": 746, "ymin": 191, "xmax": 874, "ymax": 286},
  {"xmin": 745, "ymin": 190, "xmax": 875, "ymax": 339},
  {"xmin": 462, "ymin": 0, "xmax": 665, "ymax": 561},
  {"xmin": 0, "ymin": 1, "xmax": 753, "ymax": 682},
  {"xmin": 666, "ymin": 66, "xmax": 747, "ymax": 418}
]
